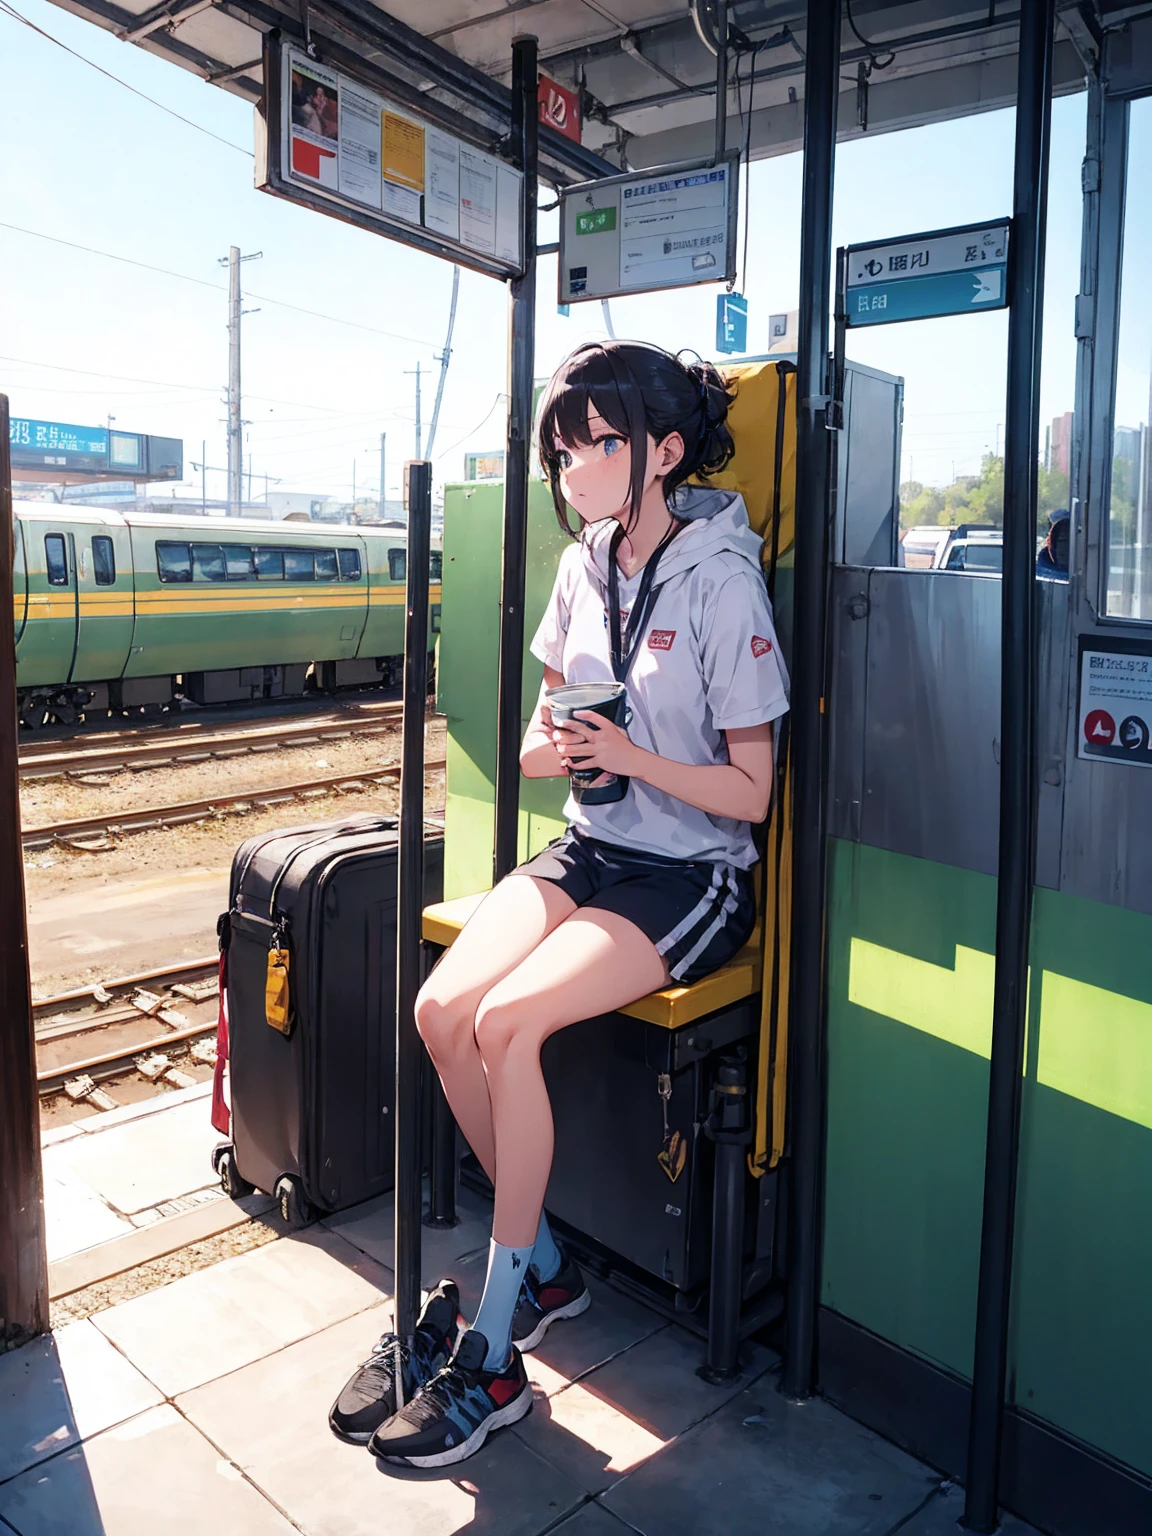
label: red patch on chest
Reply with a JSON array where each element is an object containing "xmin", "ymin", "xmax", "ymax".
[
  {"xmin": 750, "ymin": 635, "xmax": 773, "ymax": 658},
  {"xmin": 648, "ymin": 629, "xmax": 676, "ymax": 651}
]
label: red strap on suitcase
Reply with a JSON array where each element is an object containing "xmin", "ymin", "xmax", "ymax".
[{"xmin": 210, "ymin": 948, "xmax": 231, "ymax": 1136}]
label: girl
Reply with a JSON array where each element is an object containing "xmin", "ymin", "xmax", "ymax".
[{"xmin": 330, "ymin": 341, "xmax": 790, "ymax": 1467}]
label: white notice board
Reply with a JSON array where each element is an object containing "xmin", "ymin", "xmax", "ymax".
[
  {"xmin": 260, "ymin": 41, "xmax": 523, "ymax": 281},
  {"xmin": 1077, "ymin": 642, "xmax": 1152, "ymax": 766},
  {"xmin": 558, "ymin": 154, "xmax": 739, "ymax": 304}
]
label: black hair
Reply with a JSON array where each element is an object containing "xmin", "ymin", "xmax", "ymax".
[{"xmin": 537, "ymin": 341, "xmax": 735, "ymax": 538}]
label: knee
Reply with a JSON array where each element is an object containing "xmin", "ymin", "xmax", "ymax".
[
  {"xmin": 414, "ymin": 986, "xmax": 473, "ymax": 1061},
  {"xmin": 472, "ymin": 992, "xmax": 539, "ymax": 1068}
]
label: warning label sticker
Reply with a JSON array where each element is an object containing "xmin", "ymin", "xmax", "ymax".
[{"xmin": 1078, "ymin": 645, "xmax": 1152, "ymax": 766}]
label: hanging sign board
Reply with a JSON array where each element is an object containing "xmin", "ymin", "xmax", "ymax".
[
  {"xmin": 539, "ymin": 76, "xmax": 581, "ymax": 144},
  {"xmin": 715, "ymin": 292, "xmax": 748, "ymax": 355},
  {"xmin": 257, "ymin": 39, "xmax": 524, "ymax": 281},
  {"xmin": 558, "ymin": 153, "xmax": 739, "ymax": 304},
  {"xmin": 844, "ymin": 219, "xmax": 1010, "ymax": 327},
  {"xmin": 1077, "ymin": 639, "xmax": 1152, "ymax": 767}
]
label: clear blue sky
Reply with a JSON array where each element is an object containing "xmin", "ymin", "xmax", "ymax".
[{"xmin": 0, "ymin": 0, "xmax": 1090, "ymax": 502}]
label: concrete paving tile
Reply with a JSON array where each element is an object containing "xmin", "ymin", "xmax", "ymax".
[
  {"xmin": 0, "ymin": 1404, "xmax": 296, "ymax": 1535},
  {"xmin": 44, "ymin": 1098, "xmax": 221, "ymax": 1216},
  {"xmin": 601, "ymin": 1380, "xmax": 940, "ymax": 1536},
  {"xmin": 92, "ymin": 1225, "xmax": 390, "ymax": 1396},
  {"xmin": 73, "ymin": 1079, "xmax": 212, "ymax": 1133},
  {"xmin": 512, "ymin": 1323, "xmax": 771, "ymax": 1497},
  {"xmin": 0, "ymin": 1321, "xmax": 162, "ymax": 1484},
  {"xmin": 178, "ymin": 1304, "xmax": 586, "ymax": 1536},
  {"xmin": 38, "ymin": 1125, "xmax": 84, "ymax": 1148},
  {"xmin": 42, "ymin": 1165, "xmax": 132, "ymax": 1263},
  {"xmin": 549, "ymin": 1501, "xmax": 638, "ymax": 1534},
  {"xmin": 323, "ymin": 1183, "xmax": 493, "ymax": 1288},
  {"xmin": 895, "ymin": 1482, "xmax": 1042, "ymax": 1535}
]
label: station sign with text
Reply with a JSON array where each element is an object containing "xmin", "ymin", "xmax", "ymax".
[{"xmin": 845, "ymin": 220, "xmax": 1010, "ymax": 327}]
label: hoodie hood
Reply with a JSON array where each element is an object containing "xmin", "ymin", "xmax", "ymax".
[{"xmin": 580, "ymin": 486, "xmax": 763, "ymax": 588}]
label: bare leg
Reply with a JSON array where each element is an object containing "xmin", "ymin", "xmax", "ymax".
[
  {"xmin": 473, "ymin": 910, "xmax": 670, "ymax": 1248},
  {"xmin": 414, "ymin": 874, "xmax": 575, "ymax": 1182}
]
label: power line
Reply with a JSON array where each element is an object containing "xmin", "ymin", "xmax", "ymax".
[
  {"xmin": 0, "ymin": 0, "xmax": 254, "ymax": 157},
  {"xmin": 0, "ymin": 220, "xmax": 441, "ymax": 347}
]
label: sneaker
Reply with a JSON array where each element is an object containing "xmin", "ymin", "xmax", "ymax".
[
  {"xmin": 512, "ymin": 1249, "xmax": 591, "ymax": 1352},
  {"xmin": 328, "ymin": 1279, "xmax": 462, "ymax": 1444},
  {"xmin": 368, "ymin": 1328, "xmax": 532, "ymax": 1468}
]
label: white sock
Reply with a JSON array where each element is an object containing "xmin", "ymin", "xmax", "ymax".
[{"xmin": 471, "ymin": 1238, "xmax": 534, "ymax": 1371}]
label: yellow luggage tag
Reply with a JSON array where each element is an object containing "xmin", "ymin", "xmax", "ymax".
[
  {"xmin": 656, "ymin": 1072, "xmax": 687, "ymax": 1182},
  {"xmin": 265, "ymin": 928, "xmax": 292, "ymax": 1036}
]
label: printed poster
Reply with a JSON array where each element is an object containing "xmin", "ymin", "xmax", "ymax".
[
  {"xmin": 338, "ymin": 84, "xmax": 382, "ymax": 209},
  {"xmin": 1078, "ymin": 644, "xmax": 1152, "ymax": 767},
  {"xmin": 382, "ymin": 111, "xmax": 424, "ymax": 224},
  {"xmin": 459, "ymin": 146, "xmax": 497, "ymax": 255},
  {"xmin": 424, "ymin": 127, "xmax": 460, "ymax": 242},
  {"xmin": 495, "ymin": 163, "xmax": 521, "ymax": 267},
  {"xmin": 288, "ymin": 56, "xmax": 339, "ymax": 190}
]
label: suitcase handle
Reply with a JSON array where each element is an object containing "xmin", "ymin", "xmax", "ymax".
[{"xmin": 264, "ymin": 816, "xmax": 396, "ymax": 927}]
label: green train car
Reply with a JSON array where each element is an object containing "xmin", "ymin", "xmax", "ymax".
[{"xmin": 12, "ymin": 501, "xmax": 441, "ymax": 728}]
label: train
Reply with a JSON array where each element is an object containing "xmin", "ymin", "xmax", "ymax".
[{"xmin": 11, "ymin": 501, "xmax": 442, "ymax": 728}]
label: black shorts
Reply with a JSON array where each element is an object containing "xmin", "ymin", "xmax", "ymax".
[{"xmin": 516, "ymin": 828, "xmax": 757, "ymax": 986}]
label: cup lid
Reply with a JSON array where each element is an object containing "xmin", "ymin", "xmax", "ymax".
[{"xmin": 545, "ymin": 681, "xmax": 626, "ymax": 708}]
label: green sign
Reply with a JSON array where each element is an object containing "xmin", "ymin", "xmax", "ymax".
[{"xmin": 575, "ymin": 207, "xmax": 616, "ymax": 236}]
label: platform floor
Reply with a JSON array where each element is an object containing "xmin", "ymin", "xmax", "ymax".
[{"xmin": 3, "ymin": 1100, "xmax": 1044, "ymax": 1535}]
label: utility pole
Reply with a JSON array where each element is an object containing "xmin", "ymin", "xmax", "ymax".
[
  {"xmin": 201, "ymin": 440, "xmax": 206, "ymax": 514},
  {"xmin": 385, "ymin": 430, "xmax": 396, "ymax": 519},
  {"xmin": 218, "ymin": 246, "xmax": 261, "ymax": 516},
  {"xmin": 352, "ymin": 459, "xmax": 357, "ymax": 513},
  {"xmin": 425, "ymin": 266, "xmax": 461, "ymax": 460},
  {"xmin": 405, "ymin": 362, "xmax": 423, "ymax": 459}
]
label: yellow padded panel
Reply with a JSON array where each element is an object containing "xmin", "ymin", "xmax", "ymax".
[{"xmin": 421, "ymin": 895, "xmax": 760, "ymax": 1031}]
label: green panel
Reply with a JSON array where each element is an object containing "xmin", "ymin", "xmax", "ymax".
[
  {"xmin": 824, "ymin": 839, "xmax": 1152, "ymax": 1477},
  {"xmin": 439, "ymin": 480, "xmax": 569, "ymax": 898}
]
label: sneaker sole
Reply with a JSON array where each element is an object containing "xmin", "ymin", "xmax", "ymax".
[
  {"xmin": 513, "ymin": 1286, "xmax": 591, "ymax": 1353},
  {"xmin": 375, "ymin": 1382, "xmax": 533, "ymax": 1468}
]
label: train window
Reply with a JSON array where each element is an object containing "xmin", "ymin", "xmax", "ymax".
[
  {"xmin": 1107, "ymin": 95, "xmax": 1152, "ymax": 619},
  {"xmin": 430, "ymin": 551, "xmax": 443, "ymax": 581},
  {"xmin": 156, "ymin": 542, "xmax": 192, "ymax": 583},
  {"xmin": 92, "ymin": 536, "xmax": 115, "ymax": 585},
  {"xmin": 338, "ymin": 548, "xmax": 362, "ymax": 581},
  {"xmin": 44, "ymin": 534, "xmax": 68, "ymax": 586},
  {"xmin": 192, "ymin": 544, "xmax": 226, "ymax": 582},
  {"xmin": 314, "ymin": 549, "xmax": 338, "ymax": 582},
  {"xmin": 255, "ymin": 548, "xmax": 283, "ymax": 580},
  {"xmin": 284, "ymin": 549, "xmax": 315, "ymax": 581},
  {"xmin": 388, "ymin": 548, "xmax": 406, "ymax": 581},
  {"xmin": 224, "ymin": 545, "xmax": 255, "ymax": 581}
]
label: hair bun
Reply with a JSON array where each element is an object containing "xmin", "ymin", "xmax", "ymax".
[{"xmin": 682, "ymin": 358, "xmax": 735, "ymax": 475}]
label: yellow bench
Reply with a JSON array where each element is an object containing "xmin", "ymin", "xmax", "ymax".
[{"xmin": 421, "ymin": 893, "xmax": 761, "ymax": 1030}]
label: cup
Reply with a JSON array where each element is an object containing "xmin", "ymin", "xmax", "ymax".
[{"xmin": 545, "ymin": 681, "xmax": 629, "ymax": 805}]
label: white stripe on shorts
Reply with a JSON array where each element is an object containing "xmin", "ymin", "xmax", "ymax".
[
  {"xmin": 669, "ymin": 868, "xmax": 741, "ymax": 981},
  {"xmin": 654, "ymin": 864, "xmax": 723, "ymax": 958}
]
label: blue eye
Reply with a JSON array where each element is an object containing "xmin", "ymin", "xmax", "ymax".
[
  {"xmin": 602, "ymin": 437, "xmax": 624, "ymax": 457},
  {"xmin": 557, "ymin": 449, "xmax": 572, "ymax": 469}
]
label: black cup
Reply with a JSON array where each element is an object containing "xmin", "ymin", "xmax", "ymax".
[{"xmin": 545, "ymin": 681, "xmax": 629, "ymax": 805}]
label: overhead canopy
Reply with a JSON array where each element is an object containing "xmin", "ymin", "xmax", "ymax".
[{"xmin": 43, "ymin": 0, "xmax": 1123, "ymax": 183}]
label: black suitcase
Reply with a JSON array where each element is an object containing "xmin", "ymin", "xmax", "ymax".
[{"xmin": 212, "ymin": 815, "xmax": 443, "ymax": 1225}]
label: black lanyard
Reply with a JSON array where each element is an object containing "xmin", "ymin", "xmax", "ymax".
[{"xmin": 606, "ymin": 519, "xmax": 681, "ymax": 685}]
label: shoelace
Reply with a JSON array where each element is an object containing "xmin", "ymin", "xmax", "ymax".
[{"xmin": 403, "ymin": 1360, "xmax": 479, "ymax": 1428}]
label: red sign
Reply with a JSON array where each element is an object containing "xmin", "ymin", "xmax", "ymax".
[
  {"xmin": 648, "ymin": 630, "xmax": 676, "ymax": 651},
  {"xmin": 539, "ymin": 75, "xmax": 582, "ymax": 143},
  {"xmin": 1084, "ymin": 708, "xmax": 1116, "ymax": 745},
  {"xmin": 751, "ymin": 636, "xmax": 774, "ymax": 658}
]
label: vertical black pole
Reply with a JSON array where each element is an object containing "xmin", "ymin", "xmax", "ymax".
[
  {"xmin": 0, "ymin": 396, "xmax": 48, "ymax": 1352},
  {"xmin": 394, "ymin": 458, "xmax": 432, "ymax": 1343},
  {"xmin": 964, "ymin": 5, "xmax": 1053, "ymax": 1530},
  {"xmin": 782, "ymin": 0, "xmax": 838, "ymax": 1403},
  {"xmin": 493, "ymin": 34, "xmax": 538, "ymax": 884}
]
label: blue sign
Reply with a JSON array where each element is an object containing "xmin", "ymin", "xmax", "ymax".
[
  {"xmin": 716, "ymin": 291, "xmax": 748, "ymax": 354},
  {"xmin": 849, "ymin": 265, "xmax": 1007, "ymax": 327},
  {"xmin": 9, "ymin": 417, "xmax": 109, "ymax": 471}
]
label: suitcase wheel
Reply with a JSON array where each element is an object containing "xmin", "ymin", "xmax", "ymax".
[
  {"xmin": 213, "ymin": 1143, "xmax": 255, "ymax": 1202},
  {"xmin": 275, "ymin": 1174, "xmax": 315, "ymax": 1229}
]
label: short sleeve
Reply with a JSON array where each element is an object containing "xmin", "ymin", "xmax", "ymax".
[
  {"xmin": 529, "ymin": 549, "xmax": 575, "ymax": 673},
  {"xmin": 700, "ymin": 571, "xmax": 790, "ymax": 731}
]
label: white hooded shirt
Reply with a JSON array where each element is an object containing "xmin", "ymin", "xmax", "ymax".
[{"xmin": 530, "ymin": 487, "xmax": 790, "ymax": 869}]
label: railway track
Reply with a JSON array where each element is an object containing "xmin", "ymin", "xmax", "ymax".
[
  {"xmin": 23, "ymin": 759, "xmax": 446, "ymax": 849},
  {"xmin": 19, "ymin": 700, "xmax": 406, "ymax": 780}
]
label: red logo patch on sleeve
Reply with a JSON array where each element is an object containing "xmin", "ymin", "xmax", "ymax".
[
  {"xmin": 648, "ymin": 629, "xmax": 676, "ymax": 651},
  {"xmin": 751, "ymin": 635, "xmax": 773, "ymax": 658}
]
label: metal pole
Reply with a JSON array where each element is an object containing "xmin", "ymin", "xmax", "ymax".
[
  {"xmin": 426, "ymin": 265, "xmax": 461, "ymax": 461},
  {"xmin": 385, "ymin": 430, "xmax": 396, "ymax": 519},
  {"xmin": 227, "ymin": 246, "xmax": 241, "ymax": 516},
  {"xmin": 394, "ymin": 457, "xmax": 432, "ymax": 1343},
  {"xmin": 493, "ymin": 33, "xmax": 538, "ymax": 883},
  {"xmin": 415, "ymin": 363, "xmax": 423, "ymax": 461},
  {"xmin": 713, "ymin": 0, "xmax": 728, "ymax": 163},
  {"xmin": 782, "ymin": 0, "xmax": 838, "ymax": 1404},
  {"xmin": 0, "ymin": 395, "xmax": 49, "ymax": 1350},
  {"xmin": 201, "ymin": 439, "xmax": 206, "ymax": 515},
  {"xmin": 963, "ymin": 4, "xmax": 1053, "ymax": 1529}
]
